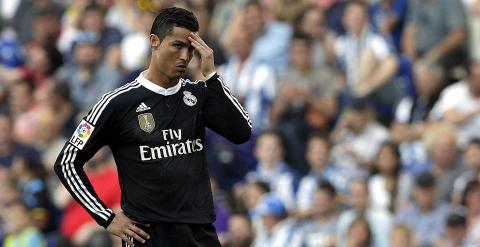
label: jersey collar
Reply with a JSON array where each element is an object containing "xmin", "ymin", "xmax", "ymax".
[{"xmin": 137, "ymin": 71, "xmax": 182, "ymax": 96}]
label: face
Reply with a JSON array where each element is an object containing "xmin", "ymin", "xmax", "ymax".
[
  {"xmin": 151, "ymin": 27, "xmax": 195, "ymax": 81},
  {"xmin": 312, "ymin": 189, "xmax": 335, "ymax": 216},
  {"xmin": 376, "ymin": 145, "xmax": 398, "ymax": 175},
  {"xmin": 244, "ymin": 4, "xmax": 265, "ymax": 37},
  {"xmin": 74, "ymin": 43, "xmax": 100, "ymax": 67},
  {"xmin": 9, "ymin": 82, "xmax": 33, "ymax": 115},
  {"xmin": 445, "ymin": 226, "xmax": 467, "ymax": 246},
  {"xmin": 343, "ymin": 4, "xmax": 368, "ymax": 35},
  {"xmin": 390, "ymin": 227, "xmax": 412, "ymax": 247},
  {"xmin": 413, "ymin": 186, "xmax": 435, "ymax": 209},
  {"xmin": 465, "ymin": 186, "xmax": 480, "ymax": 211},
  {"xmin": 82, "ymin": 10, "xmax": 104, "ymax": 32},
  {"xmin": 350, "ymin": 181, "xmax": 369, "ymax": 211},
  {"xmin": 469, "ymin": 62, "xmax": 480, "ymax": 96},
  {"xmin": 430, "ymin": 134, "xmax": 457, "ymax": 169},
  {"xmin": 243, "ymin": 183, "xmax": 266, "ymax": 210},
  {"xmin": 300, "ymin": 8, "xmax": 326, "ymax": 39},
  {"xmin": 230, "ymin": 30, "xmax": 252, "ymax": 60},
  {"xmin": 465, "ymin": 143, "xmax": 480, "ymax": 171},
  {"xmin": 2, "ymin": 203, "xmax": 31, "ymax": 234},
  {"xmin": 290, "ymin": 39, "xmax": 312, "ymax": 70},
  {"xmin": 306, "ymin": 138, "xmax": 329, "ymax": 171},
  {"xmin": 254, "ymin": 134, "xmax": 283, "ymax": 167},
  {"xmin": 414, "ymin": 67, "xmax": 442, "ymax": 98},
  {"xmin": 347, "ymin": 220, "xmax": 370, "ymax": 247}
]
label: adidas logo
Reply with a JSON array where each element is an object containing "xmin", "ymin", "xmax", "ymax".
[{"xmin": 136, "ymin": 102, "xmax": 150, "ymax": 112}]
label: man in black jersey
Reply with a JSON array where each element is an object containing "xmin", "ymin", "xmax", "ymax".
[{"xmin": 54, "ymin": 7, "xmax": 252, "ymax": 247}]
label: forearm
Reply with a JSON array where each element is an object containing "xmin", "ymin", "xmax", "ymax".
[
  {"xmin": 402, "ymin": 25, "xmax": 417, "ymax": 60},
  {"xmin": 54, "ymin": 144, "xmax": 114, "ymax": 228},
  {"xmin": 205, "ymin": 73, "xmax": 252, "ymax": 143},
  {"xmin": 424, "ymin": 29, "xmax": 466, "ymax": 61},
  {"xmin": 357, "ymin": 56, "xmax": 398, "ymax": 94},
  {"xmin": 443, "ymin": 108, "xmax": 480, "ymax": 124}
]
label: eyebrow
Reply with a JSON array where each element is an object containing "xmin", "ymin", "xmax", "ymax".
[{"xmin": 173, "ymin": 40, "xmax": 189, "ymax": 46}]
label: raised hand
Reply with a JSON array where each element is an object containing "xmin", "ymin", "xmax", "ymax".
[
  {"xmin": 188, "ymin": 32, "xmax": 215, "ymax": 78},
  {"xmin": 106, "ymin": 212, "xmax": 150, "ymax": 246}
]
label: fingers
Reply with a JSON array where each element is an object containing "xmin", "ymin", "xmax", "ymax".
[
  {"xmin": 188, "ymin": 33, "xmax": 212, "ymax": 56},
  {"xmin": 129, "ymin": 224, "xmax": 150, "ymax": 241},
  {"xmin": 125, "ymin": 228, "xmax": 147, "ymax": 244},
  {"xmin": 119, "ymin": 232, "xmax": 135, "ymax": 246}
]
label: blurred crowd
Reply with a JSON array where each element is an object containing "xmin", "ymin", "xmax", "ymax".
[{"xmin": 0, "ymin": 0, "xmax": 479, "ymax": 246}]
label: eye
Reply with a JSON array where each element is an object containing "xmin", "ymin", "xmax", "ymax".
[{"xmin": 173, "ymin": 44, "xmax": 182, "ymax": 49}]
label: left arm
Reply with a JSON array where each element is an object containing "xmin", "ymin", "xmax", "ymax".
[{"xmin": 188, "ymin": 33, "xmax": 252, "ymax": 144}]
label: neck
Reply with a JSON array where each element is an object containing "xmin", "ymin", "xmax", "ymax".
[{"xmin": 144, "ymin": 67, "xmax": 178, "ymax": 89}]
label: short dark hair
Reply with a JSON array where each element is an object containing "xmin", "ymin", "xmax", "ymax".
[
  {"xmin": 83, "ymin": 3, "xmax": 106, "ymax": 16},
  {"xmin": 150, "ymin": 7, "xmax": 199, "ymax": 42},
  {"xmin": 292, "ymin": 31, "xmax": 313, "ymax": 47},
  {"xmin": 446, "ymin": 213, "xmax": 467, "ymax": 228},
  {"xmin": 317, "ymin": 181, "xmax": 336, "ymax": 197},
  {"xmin": 415, "ymin": 172, "xmax": 436, "ymax": 188}
]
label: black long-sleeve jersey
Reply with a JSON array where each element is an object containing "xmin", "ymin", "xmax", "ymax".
[{"xmin": 54, "ymin": 72, "xmax": 252, "ymax": 228}]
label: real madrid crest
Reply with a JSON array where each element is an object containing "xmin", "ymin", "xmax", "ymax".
[
  {"xmin": 138, "ymin": 113, "xmax": 155, "ymax": 133},
  {"xmin": 183, "ymin": 91, "xmax": 197, "ymax": 106}
]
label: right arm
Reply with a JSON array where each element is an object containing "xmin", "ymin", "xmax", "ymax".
[{"xmin": 54, "ymin": 91, "xmax": 149, "ymax": 245}]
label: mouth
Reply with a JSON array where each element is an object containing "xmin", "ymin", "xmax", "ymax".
[{"xmin": 175, "ymin": 64, "xmax": 187, "ymax": 71}]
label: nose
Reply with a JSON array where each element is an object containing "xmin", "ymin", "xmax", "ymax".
[{"xmin": 179, "ymin": 47, "xmax": 192, "ymax": 61}]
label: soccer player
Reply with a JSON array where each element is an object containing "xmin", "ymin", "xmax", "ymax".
[{"xmin": 54, "ymin": 7, "xmax": 252, "ymax": 247}]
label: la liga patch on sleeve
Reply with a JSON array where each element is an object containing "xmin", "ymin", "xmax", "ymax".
[{"xmin": 69, "ymin": 120, "xmax": 95, "ymax": 150}]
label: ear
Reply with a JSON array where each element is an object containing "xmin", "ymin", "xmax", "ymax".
[{"xmin": 150, "ymin": 34, "xmax": 160, "ymax": 48}]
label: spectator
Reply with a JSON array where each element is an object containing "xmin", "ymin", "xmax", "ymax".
[
  {"xmin": 369, "ymin": 0, "xmax": 407, "ymax": 52},
  {"xmin": 369, "ymin": 141, "xmax": 412, "ymax": 212},
  {"xmin": 337, "ymin": 179, "xmax": 393, "ymax": 247},
  {"xmin": 452, "ymin": 139, "xmax": 480, "ymax": 204},
  {"xmin": 297, "ymin": 133, "xmax": 336, "ymax": 216},
  {"xmin": 431, "ymin": 60, "xmax": 480, "ymax": 147},
  {"xmin": 294, "ymin": 6, "xmax": 336, "ymax": 68},
  {"xmin": 219, "ymin": 10, "xmax": 276, "ymax": 133},
  {"xmin": 330, "ymin": 98, "xmax": 390, "ymax": 180},
  {"xmin": 434, "ymin": 213, "xmax": 471, "ymax": 247},
  {"xmin": 423, "ymin": 124, "xmax": 465, "ymax": 201},
  {"xmin": 237, "ymin": 180, "xmax": 270, "ymax": 237},
  {"xmin": 243, "ymin": 0, "xmax": 292, "ymax": 75},
  {"xmin": 10, "ymin": 155, "xmax": 51, "ymax": 231},
  {"xmin": 119, "ymin": 9, "xmax": 154, "ymax": 82},
  {"xmin": 389, "ymin": 224, "xmax": 416, "ymax": 247},
  {"xmin": 463, "ymin": 180, "xmax": 480, "ymax": 244},
  {"xmin": 252, "ymin": 193, "xmax": 302, "ymax": 247},
  {"xmin": 402, "ymin": 0, "xmax": 467, "ymax": 80},
  {"xmin": 300, "ymin": 181, "xmax": 339, "ymax": 247},
  {"xmin": 2, "ymin": 200, "xmax": 46, "ymax": 247},
  {"xmin": 223, "ymin": 214, "xmax": 254, "ymax": 247},
  {"xmin": 392, "ymin": 61, "xmax": 444, "ymax": 173},
  {"xmin": 55, "ymin": 31, "xmax": 121, "ymax": 110},
  {"xmin": 45, "ymin": 82, "xmax": 80, "ymax": 139},
  {"xmin": 345, "ymin": 216, "xmax": 373, "ymax": 247},
  {"xmin": 246, "ymin": 130, "xmax": 299, "ymax": 211},
  {"xmin": 462, "ymin": 0, "xmax": 480, "ymax": 61},
  {"xmin": 105, "ymin": 0, "xmax": 140, "ymax": 35},
  {"xmin": 334, "ymin": 1, "xmax": 399, "ymax": 102},
  {"xmin": 0, "ymin": 112, "xmax": 40, "ymax": 169},
  {"xmin": 281, "ymin": 32, "xmax": 336, "ymax": 100},
  {"xmin": 396, "ymin": 172, "xmax": 451, "ymax": 247}
]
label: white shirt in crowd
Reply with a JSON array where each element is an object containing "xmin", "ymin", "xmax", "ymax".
[{"xmin": 431, "ymin": 80, "xmax": 480, "ymax": 147}]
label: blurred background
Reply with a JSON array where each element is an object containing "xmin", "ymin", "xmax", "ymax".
[{"xmin": 0, "ymin": 0, "xmax": 479, "ymax": 246}]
